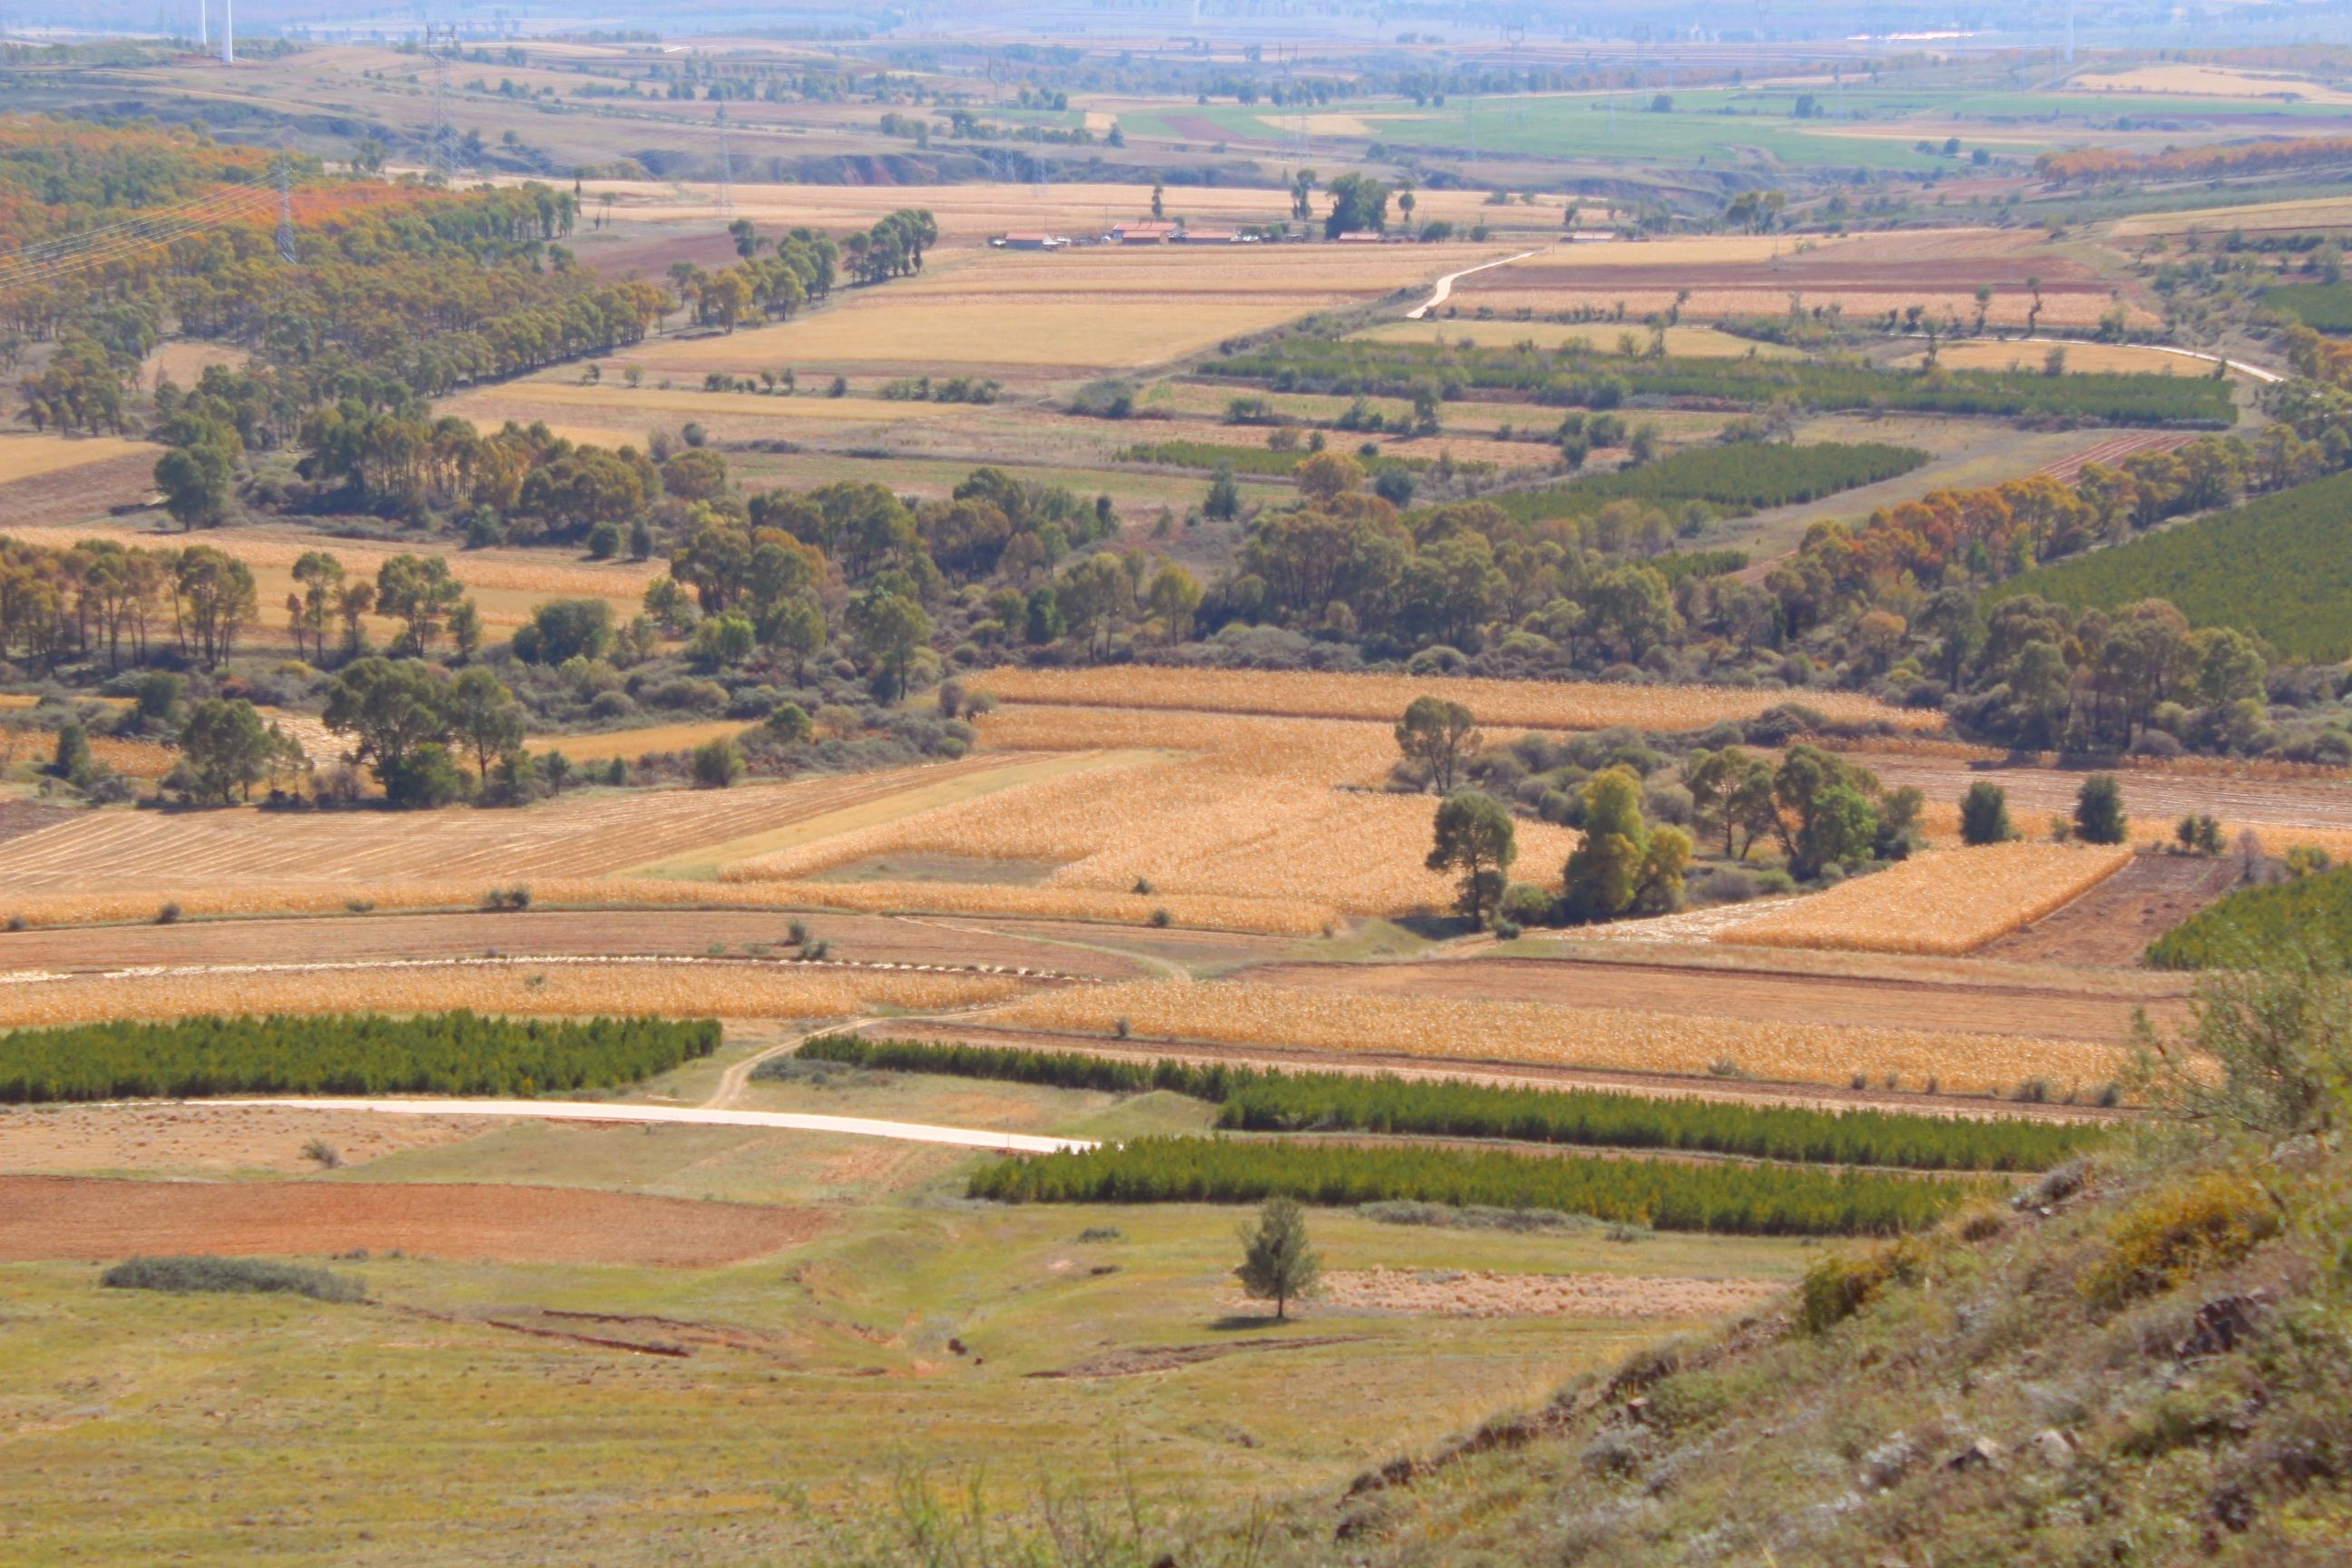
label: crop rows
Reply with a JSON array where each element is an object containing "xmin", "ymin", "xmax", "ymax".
[
  {"xmin": 977, "ymin": 978, "xmax": 2131, "ymax": 1099},
  {"xmin": 968, "ymin": 1136, "xmax": 1989, "ymax": 1237},
  {"xmin": 1118, "ymin": 439, "xmax": 1455, "ymax": 478},
  {"xmin": 1994, "ymin": 468, "xmax": 2352, "ymax": 661},
  {"xmin": 0, "ymin": 1012, "xmax": 717, "ymax": 1102},
  {"xmin": 1721, "ymin": 844, "xmax": 2135, "ymax": 957},
  {"xmin": 1201, "ymin": 339, "xmax": 2238, "ymax": 426},
  {"xmin": 1488, "ymin": 442, "xmax": 1929, "ymax": 525},
  {"xmin": 0, "ymin": 956, "xmax": 1020, "ymax": 1027},
  {"xmin": 801, "ymin": 1035, "xmax": 2101, "ymax": 1171},
  {"xmin": 2148, "ymin": 865, "xmax": 2352, "ymax": 969},
  {"xmin": 963, "ymin": 667, "xmax": 1938, "ymax": 733}
]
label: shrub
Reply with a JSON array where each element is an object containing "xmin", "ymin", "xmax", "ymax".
[
  {"xmin": 1959, "ymin": 782, "xmax": 2014, "ymax": 847},
  {"xmin": 101, "ymin": 1255, "xmax": 364, "ymax": 1303},
  {"xmin": 691, "ymin": 736, "xmax": 745, "ymax": 789},
  {"xmin": 2079, "ymin": 1171, "xmax": 2280, "ymax": 1310},
  {"xmin": 2073, "ymin": 774, "xmax": 2129, "ymax": 845},
  {"xmin": 1798, "ymin": 1236, "xmax": 1929, "ymax": 1334}
]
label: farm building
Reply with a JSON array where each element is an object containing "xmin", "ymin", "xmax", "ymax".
[
  {"xmin": 1175, "ymin": 227, "xmax": 1243, "ymax": 244},
  {"xmin": 1109, "ymin": 220, "xmax": 1181, "ymax": 245},
  {"xmin": 993, "ymin": 232, "xmax": 1068, "ymax": 250}
]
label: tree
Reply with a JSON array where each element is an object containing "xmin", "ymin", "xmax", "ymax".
[
  {"xmin": 1563, "ymin": 767, "xmax": 1689, "ymax": 923},
  {"xmin": 1295, "ymin": 450, "xmax": 1365, "ymax": 504},
  {"xmin": 1322, "ymin": 172, "xmax": 1390, "ymax": 238},
  {"xmin": 1427, "ymin": 789, "xmax": 1516, "ymax": 924},
  {"xmin": 447, "ymin": 668, "xmax": 525, "ymax": 778},
  {"xmin": 1204, "ymin": 464, "xmax": 1242, "ymax": 521},
  {"xmin": 290, "ymin": 552, "xmax": 346, "ymax": 663},
  {"xmin": 1959, "ymin": 781, "xmax": 2015, "ymax": 847},
  {"xmin": 2074, "ymin": 774, "xmax": 2129, "ymax": 845},
  {"xmin": 691, "ymin": 736, "xmax": 745, "ymax": 789},
  {"xmin": 765, "ymin": 702, "xmax": 814, "ymax": 745},
  {"xmin": 155, "ymin": 436, "xmax": 235, "ymax": 530},
  {"xmin": 1773, "ymin": 745, "xmax": 1885, "ymax": 879},
  {"xmin": 1395, "ymin": 697, "xmax": 1480, "ymax": 794},
  {"xmin": 323, "ymin": 657, "xmax": 454, "ymax": 806},
  {"xmin": 375, "ymin": 554, "xmax": 467, "ymax": 658},
  {"xmin": 175, "ymin": 698, "xmax": 285, "ymax": 805},
  {"xmin": 1235, "ymin": 1194, "xmax": 1320, "ymax": 1320},
  {"xmin": 51, "ymin": 721, "xmax": 91, "ymax": 784},
  {"xmin": 1144, "ymin": 563, "xmax": 1203, "ymax": 643},
  {"xmin": 1683, "ymin": 747, "xmax": 1776, "ymax": 859},
  {"xmin": 847, "ymin": 587, "xmax": 932, "ymax": 701},
  {"xmin": 513, "ymin": 598, "xmax": 613, "ymax": 665}
]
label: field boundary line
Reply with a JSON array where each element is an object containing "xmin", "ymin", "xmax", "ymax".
[{"xmin": 197, "ymin": 1096, "xmax": 1097, "ymax": 1154}]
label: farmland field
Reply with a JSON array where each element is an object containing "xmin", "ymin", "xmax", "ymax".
[{"xmin": 1716, "ymin": 844, "xmax": 2136, "ymax": 957}]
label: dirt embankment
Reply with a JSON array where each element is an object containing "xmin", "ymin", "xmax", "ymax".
[{"xmin": 0, "ymin": 1176, "xmax": 828, "ymax": 1267}]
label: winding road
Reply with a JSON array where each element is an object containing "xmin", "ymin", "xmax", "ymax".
[{"xmin": 1406, "ymin": 250, "xmax": 1543, "ymax": 319}]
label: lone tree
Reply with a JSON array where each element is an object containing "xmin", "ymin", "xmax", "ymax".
[
  {"xmin": 1427, "ymin": 789, "xmax": 1516, "ymax": 925},
  {"xmin": 1396, "ymin": 696, "xmax": 1480, "ymax": 793},
  {"xmin": 1235, "ymin": 1194, "xmax": 1320, "ymax": 1320},
  {"xmin": 1959, "ymin": 781, "xmax": 2015, "ymax": 847},
  {"xmin": 2074, "ymin": 774, "xmax": 2129, "ymax": 845}
]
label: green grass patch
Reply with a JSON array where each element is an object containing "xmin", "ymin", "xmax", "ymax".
[
  {"xmin": 2148, "ymin": 866, "xmax": 2352, "ymax": 969},
  {"xmin": 2264, "ymin": 281, "xmax": 2352, "ymax": 333},
  {"xmin": 968, "ymin": 1135, "xmax": 1986, "ymax": 1236},
  {"xmin": 802, "ymin": 1035, "xmax": 2094, "ymax": 1173},
  {"xmin": 0, "ymin": 1013, "xmax": 720, "ymax": 1102},
  {"xmin": 1204, "ymin": 339, "xmax": 2238, "ymax": 426},
  {"xmin": 1995, "ymin": 468, "xmax": 2352, "ymax": 659}
]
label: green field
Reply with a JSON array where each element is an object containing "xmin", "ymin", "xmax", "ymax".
[
  {"xmin": 1997, "ymin": 468, "xmax": 2352, "ymax": 659},
  {"xmin": 2148, "ymin": 865, "xmax": 2352, "ymax": 969}
]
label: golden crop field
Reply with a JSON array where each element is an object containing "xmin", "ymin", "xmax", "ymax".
[
  {"xmin": 964, "ymin": 665, "xmax": 1942, "ymax": 733},
  {"xmin": 0, "ymin": 759, "xmax": 1017, "ymax": 897},
  {"xmin": 2068, "ymin": 64, "xmax": 2352, "ymax": 103},
  {"xmin": 1454, "ymin": 289, "xmax": 2153, "ymax": 330},
  {"xmin": 979, "ymin": 978, "xmax": 2131, "ymax": 1097},
  {"xmin": 0, "ymin": 957, "xmax": 1020, "ymax": 1027},
  {"xmin": 525, "ymin": 720, "xmax": 755, "ymax": 762},
  {"xmin": 0, "ymin": 434, "xmax": 159, "ymax": 485},
  {"xmin": 1720, "ymin": 844, "xmax": 2135, "ymax": 957},
  {"xmin": 2112, "ymin": 196, "xmax": 2352, "ymax": 238},
  {"xmin": 622, "ymin": 296, "xmax": 1323, "ymax": 374},
  {"xmin": 441, "ymin": 381, "xmax": 962, "ymax": 425},
  {"xmin": 724, "ymin": 707, "xmax": 1579, "ymax": 918}
]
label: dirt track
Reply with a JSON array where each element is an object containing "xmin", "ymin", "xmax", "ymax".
[
  {"xmin": 0, "ymin": 1175, "xmax": 827, "ymax": 1266},
  {"xmin": 1233, "ymin": 955, "xmax": 2180, "ymax": 1044}
]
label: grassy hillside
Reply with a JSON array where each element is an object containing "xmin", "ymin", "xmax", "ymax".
[{"xmin": 1995, "ymin": 469, "xmax": 2352, "ymax": 659}]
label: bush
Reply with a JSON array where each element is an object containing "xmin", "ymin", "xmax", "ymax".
[
  {"xmin": 691, "ymin": 736, "xmax": 745, "ymax": 789},
  {"xmin": 101, "ymin": 1255, "xmax": 364, "ymax": 1303},
  {"xmin": 1959, "ymin": 781, "xmax": 2014, "ymax": 847},
  {"xmin": 1798, "ymin": 1236, "xmax": 1929, "ymax": 1335},
  {"xmin": 0, "ymin": 1014, "xmax": 720, "ymax": 1102},
  {"xmin": 2073, "ymin": 774, "xmax": 2129, "ymax": 845},
  {"xmin": 2152, "ymin": 866, "xmax": 2352, "ymax": 968},
  {"xmin": 2078, "ymin": 1171, "xmax": 2280, "ymax": 1310}
]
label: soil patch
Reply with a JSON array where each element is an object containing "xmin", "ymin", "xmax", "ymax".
[
  {"xmin": 1259, "ymin": 1268, "xmax": 1785, "ymax": 1320},
  {"xmin": 1976, "ymin": 854, "xmax": 2243, "ymax": 967},
  {"xmin": 0, "ymin": 1176, "xmax": 828, "ymax": 1266},
  {"xmin": 1029, "ymin": 1334, "xmax": 1364, "ymax": 1378},
  {"xmin": 0, "ymin": 1104, "xmax": 490, "ymax": 1175},
  {"xmin": 0, "ymin": 452, "xmax": 160, "ymax": 529}
]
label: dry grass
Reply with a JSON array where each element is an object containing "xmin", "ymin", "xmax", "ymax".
[
  {"xmin": 2113, "ymin": 196, "xmax": 2352, "ymax": 238},
  {"xmin": 725, "ymin": 707, "xmax": 1578, "ymax": 917},
  {"xmin": 977, "ymin": 978, "xmax": 2129, "ymax": 1097},
  {"xmin": 2068, "ymin": 64, "xmax": 2352, "ymax": 103},
  {"xmin": 84, "ymin": 736, "xmax": 176, "ymax": 779},
  {"xmin": 727, "ymin": 879, "xmax": 1335, "ymax": 936},
  {"xmin": 963, "ymin": 665, "xmax": 1941, "ymax": 733},
  {"xmin": 1454, "ymin": 289, "xmax": 2151, "ymax": 329},
  {"xmin": 0, "ymin": 956, "xmax": 1019, "ymax": 1027},
  {"xmin": 525, "ymin": 720, "xmax": 755, "ymax": 762},
  {"xmin": 0, "ymin": 434, "xmax": 158, "ymax": 485},
  {"xmin": 1718, "ymin": 844, "xmax": 2135, "ymax": 956}
]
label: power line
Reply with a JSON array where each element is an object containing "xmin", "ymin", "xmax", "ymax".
[
  {"xmin": 715, "ymin": 103, "xmax": 734, "ymax": 220},
  {"xmin": 427, "ymin": 22, "xmax": 456, "ymax": 183},
  {"xmin": 275, "ymin": 145, "xmax": 296, "ymax": 264}
]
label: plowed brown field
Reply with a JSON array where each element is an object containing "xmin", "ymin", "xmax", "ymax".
[{"xmin": 0, "ymin": 1176, "xmax": 827, "ymax": 1266}]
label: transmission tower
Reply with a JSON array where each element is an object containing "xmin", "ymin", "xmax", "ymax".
[
  {"xmin": 426, "ymin": 23, "xmax": 456, "ymax": 182},
  {"xmin": 1504, "ymin": 22, "xmax": 1526, "ymax": 128},
  {"xmin": 715, "ymin": 103, "xmax": 735, "ymax": 220},
  {"xmin": 275, "ymin": 144, "xmax": 297, "ymax": 264}
]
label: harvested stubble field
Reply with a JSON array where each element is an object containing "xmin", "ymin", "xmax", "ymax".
[
  {"xmin": 439, "ymin": 380, "xmax": 960, "ymax": 429},
  {"xmin": 0, "ymin": 1174, "xmax": 828, "ymax": 1266},
  {"xmin": 1240, "ymin": 1266, "xmax": 1785, "ymax": 1320},
  {"xmin": 977, "ymin": 978, "xmax": 2132, "ymax": 1098},
  {"xmin": 965, "ymin": 665, "xmax": 1940, "ymax": 733},
  {"xmin": 0, "ymin": 433, "xmax": 158, "ymax": 484},
  {"xmin": 0, "ymin": 956, "xmax": 1021, "ymax": 1027},
  {"xmin": 714, "ymin": 879, "xmax": 1337, "ymax": 936},
  {"xmin": 0, "ymin": 756, "xmax": 1020, "ymax": 897},
  {"xmin": 0, "ymin": 1102, "xmax": 490, "ymax": 1174},
  {"xmin": 1717, "ymin": 844, "xmax": 2135, "ymax": 957},
  {"xmin": 724, "ymin": 705, "xmax": 1579, "ymax": 921},
  {"xmin": 1836, "ymin": 751, "xmax": 2352, "ymax": 842},
  {"xmin": 523, "ymin": 720, "xmax": 754, "ymax": 763}
]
